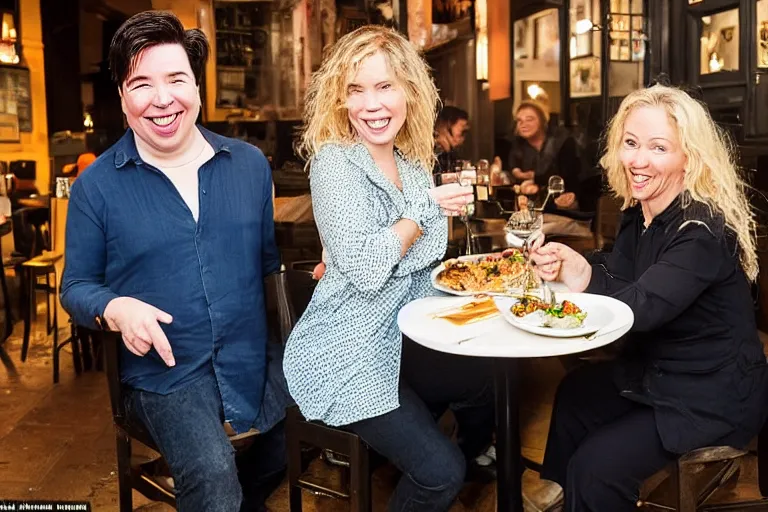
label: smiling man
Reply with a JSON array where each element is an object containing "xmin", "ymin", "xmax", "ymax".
[{"xmin": 60, "ymin": 11, "xmax": 290, "ymax": 512}]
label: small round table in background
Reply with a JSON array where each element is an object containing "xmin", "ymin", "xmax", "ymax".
[{"xmin": 397, "ymin": 294, "xmax": 633, "ymax": 512}]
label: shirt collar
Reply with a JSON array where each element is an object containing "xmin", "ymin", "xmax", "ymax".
[
  {"xmin": 651, "ymin": 192, "xmax": 686, "ymax": 227},
  {"xmin": 113, "ymin": 125, "xmax": 231, "ymax": 169}
]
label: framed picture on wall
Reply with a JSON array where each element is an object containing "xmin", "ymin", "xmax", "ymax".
[
  {"xmin": 570, "ymin": 56, "xmax": 600, "ymax": 97},
  {"xmin": 533, "ymin": 10, "xmax": 559, "ymax": 64},
  {"xmin": 571, "ymin": 0, "xmax": 593, "ymax": 57},
  {"xmin": 514, "ymin": 18, "xmax": 529, "ymax": 59}
]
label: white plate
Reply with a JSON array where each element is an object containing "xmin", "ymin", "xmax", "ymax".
[{"xmin": 493, "ymin": 293, "xmax": 631, "ymax": 338}]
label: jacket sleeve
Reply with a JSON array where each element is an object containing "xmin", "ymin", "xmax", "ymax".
[
  {"xmin": 256, "ymin": 151, "xmax": 281, "ymax": 277},
  {"xmin": 587, "ymin": 224, "xmax": 724, "ymax": 332},
  {"xmin": 59, "ymin": 180, "xmax": 120, "ymax": 329},
  {"xmin": 310, "ymin": 149, "xmax": 403, "ymax": 294}
]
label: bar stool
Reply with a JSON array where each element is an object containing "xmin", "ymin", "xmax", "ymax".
[{"xmin": 19, "ymin": 251, "xmax": 80, "ymax": 383}]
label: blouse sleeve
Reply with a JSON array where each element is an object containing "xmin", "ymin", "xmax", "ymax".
[
  {"xmin": 310, "ymin": 148, "xmax": 403, "ymax": 294},
  {"xmin": 587, "ymin": 224, "xmax": 725, "ymax": 332},
  {"xmin": 392, "ymin": 173, "xmax": 448, "ymax": 277}
]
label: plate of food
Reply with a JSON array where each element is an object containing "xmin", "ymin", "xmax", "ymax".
[
  {"xmin": 431, "ymin": 249, "xmax": 539, "ymax": 296},
  {"xmin": 493, "ymin": 292, "xmax": 631, "ymax": 338}
]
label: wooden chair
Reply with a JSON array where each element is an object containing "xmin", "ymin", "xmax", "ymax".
[
  {"xmin": 637, "ymin": 420, "xmax": 768, "ymax": 511},
  {"xmin": 102, "ymin": 271, "xmax": 296, "ymax": 511},
  {"xmin": 101, "ymin": 327, "xmax": 177, "ymax": 512},
  {"xmin": 283, "ymin": 265, "xmax": 373, "ymax": 512}
]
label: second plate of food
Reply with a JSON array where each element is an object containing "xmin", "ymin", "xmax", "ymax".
[{"xmin": 493, "ymin": 293, "xmax": 632, "ymax": 338}]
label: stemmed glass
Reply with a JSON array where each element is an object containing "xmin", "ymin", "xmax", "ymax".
[
  {"xmin": 458, "ymin": 174, "xmax": 476, "ymax": 255},
  {"xmin": 536, "ymin": 175, "xmax": 565, "ymax": 211}
]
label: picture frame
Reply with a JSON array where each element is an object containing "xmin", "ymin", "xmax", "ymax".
[
  {"xmin": 571, "ymin": 0, "xmax": 593, "ymax": 58},
  {"xmin": 570, "ymin": 56, "xmax": 601, "ymax": 98},
  {"xmin": 533, "ymin": 10, "xmax": 559, "ymax": 63},
  {"xmin": 514, "ymin": 18, "xmax": 529, "ymax": 59}
]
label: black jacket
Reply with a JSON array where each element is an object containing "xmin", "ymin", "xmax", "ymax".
[{"xmin": 586, "ymin": 195, "xmax": 768, "ymax": 454}]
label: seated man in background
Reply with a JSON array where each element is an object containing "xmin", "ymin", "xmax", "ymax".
[
  {"xmin": 434, "ymin": 105, "xmax": 470, "ymax": 178},
  {"xmin": 60, "ymin": 11, "xmax": 290, "ymax": 512}
]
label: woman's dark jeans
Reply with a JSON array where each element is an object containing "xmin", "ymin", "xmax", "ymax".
[{"xmin": 345, "ymin": 336, "xmax": 495, "ymax": 512}]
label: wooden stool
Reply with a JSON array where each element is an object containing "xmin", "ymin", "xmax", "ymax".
[
  {"xmin": 285, "ymin": 405, "xmax": 371, "ymax": 511},
  {"xmin": 19, "ymin": 252, "xmax": 78, "ymax": 383}
]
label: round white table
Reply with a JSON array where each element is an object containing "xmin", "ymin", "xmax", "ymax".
[{"xmin": 397, "ymin": 294, "xmax": 634, "ymax": 512}]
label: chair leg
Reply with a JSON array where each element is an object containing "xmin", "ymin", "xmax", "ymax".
[
  {"xmin": 20, "ymin": 268, "xmax": 32, "ymax": 362},
  {"xmin": 759, "ymin": 420, "xmax": 768, "ymax": 497},
  {"xmin": 348, "ymin": 436, "xmax": 371, "ymax": 512},
  {"xmin": 675, "ymin": 459, "xmax": 698, "ymax": 512},
  {"xmin": 286, "ymin": 407, "xmax": 303, "ymax": 512},
  {"xmin": 116, "ymin": 429, "xmax": 134, "ymax": 512}
]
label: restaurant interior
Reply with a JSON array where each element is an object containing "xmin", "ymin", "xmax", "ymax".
[{"xmin": 0, "ymin": 0, "xmax": 767, "ymax": 510}]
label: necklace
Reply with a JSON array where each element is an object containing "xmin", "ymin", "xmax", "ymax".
[{"xmin": 157, "ymin": 142, "xmax": 207, "ymax": 169}]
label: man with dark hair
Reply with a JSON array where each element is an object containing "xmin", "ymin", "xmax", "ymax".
[
  {"xmin": 60, "ymin": 11, "xmax": 289, "ymax": 512},
  {"xmin": 434, "ymin": 105, "xmax": 469, "ymax": 176}
]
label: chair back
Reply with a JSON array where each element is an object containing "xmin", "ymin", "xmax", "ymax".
[
  {"xmin": 286, "ymin": 268, "xmax": 317, "ymax": 320},
  {"xmin": 264, "ymin": 270, "xmax": 295, "ymax": 344},
  {"xmin": 100, "ymin": 330, "xmax": 127, "ymax": 424}
]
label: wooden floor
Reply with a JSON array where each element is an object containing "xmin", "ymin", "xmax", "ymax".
[{"xmin": 0, "ymin": 315, "xmax": 765, "ymax": 511}]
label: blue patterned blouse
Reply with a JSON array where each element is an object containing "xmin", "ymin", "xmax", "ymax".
[{"xmin": 283, "ymin": 143, "xmax": 448, "ymax": 426}]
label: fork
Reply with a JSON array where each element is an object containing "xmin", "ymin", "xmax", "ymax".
[{"xmin": 541, "ymin": 281, "xmax": 556, "ymax": 307}]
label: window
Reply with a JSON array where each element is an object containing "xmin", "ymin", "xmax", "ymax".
[
  {"xmin": 700, "ymin": 8, "xmax": 740, "ymax": 75},
  {"xmin": 609, "ymin": 0, "xmax": 645, "ymax": 62}
]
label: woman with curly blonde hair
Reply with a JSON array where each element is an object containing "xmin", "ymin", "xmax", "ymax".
[
  {"xmin": 284, "ymin": 25, "xmax": 494, "ymax": 511},
  {"xmin": 528, "ymin": 84, "xmax": 768, "ymax": 511}
]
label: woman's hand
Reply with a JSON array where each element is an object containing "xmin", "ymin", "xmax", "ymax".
[
  {"xmin": 427, "ymin": 183, "xmax": 474, "ymax": 216},
  {"xmin": 512, "ymin": 168, "xmax": 535, "ymax": 181},
  {"xmin": 531, "ymin": 242, "xmax": 592, "ymax": 292}
]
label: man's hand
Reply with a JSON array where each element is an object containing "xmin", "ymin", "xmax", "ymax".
[
  {"xmin": 512, "ymin": 168, "xmax": 535, "ymax": 181},
  {"xmin": 103, "ymin": 297, "xmax": 175, "ymax": 366},
  {"xmin": 520, "ymin": 180, "xmax": 539, "ymax": 195},
  {"xmin": 554, "ymin": 192, "xmax": 576, "ymax": 209}
]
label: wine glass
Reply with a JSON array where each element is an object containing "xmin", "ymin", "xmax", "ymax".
[
  {"xmin": 458, "ymin": 175, "xmax": 476, "ymax": 255},
  {"xmin": 536, "ymin": 175, "xmax": 565, "ymax": 211}
]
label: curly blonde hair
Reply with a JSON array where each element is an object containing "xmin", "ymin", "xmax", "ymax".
[
  {"xmin": 296, "ymin": 25, "xmax": 439, "ymax": 172},
  {"xmin": 600, "ymin": 84, "xmax": 758, "ymax": 280}
]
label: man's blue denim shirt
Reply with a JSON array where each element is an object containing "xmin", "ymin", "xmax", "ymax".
[{"xmin": 60, "ymin": 127, "xmax": 284, "ymax": 434}]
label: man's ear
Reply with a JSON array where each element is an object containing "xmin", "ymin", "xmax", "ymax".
[{"xmin": 118, "ymin": 86, "xmax": 127, "ymax": 115}]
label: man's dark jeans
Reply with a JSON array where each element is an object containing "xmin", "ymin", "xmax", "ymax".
[{"xmin": 129, "ymin": 371, "xmax": 285, "ymax": 512}]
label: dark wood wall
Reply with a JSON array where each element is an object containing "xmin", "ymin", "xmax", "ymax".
[{"xmin": 41, "ymin": 0, "xmax": 83, "ymax": 135}]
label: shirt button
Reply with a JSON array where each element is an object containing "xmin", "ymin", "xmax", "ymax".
[{"xmin": 202, "ymin": 189, "xmax": 207, "ymax": 195}]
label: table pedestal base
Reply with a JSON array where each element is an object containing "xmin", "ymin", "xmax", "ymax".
[{"xmin": 495, "ymin": 358, "xmax": 523, "ymax": 512}]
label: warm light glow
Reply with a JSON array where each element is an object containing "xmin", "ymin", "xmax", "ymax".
[
  {"xmin": 0, "ymin": 13, "xmax": 18, "ymax": 64},
  {"xmin": 575, "ymin": 19, "xmax": 593, "ymax": 35},
  {"xmin": 527, "ymin": 83, "xmax": 544, "ymax": 99},
  {"xmin": 570, "ymin": 36, "xmax": 577, "ymax": 58},
  {"xmin": 709, "ymin": 52, "xmax": 724, "ymax": 73},
  {"xmin": 475, "ymin": 0, "xmax": 488, "ymax": 80},
  {"xmin": 83, "ymin": 113, "xmax": 94, "ymax": 132}
]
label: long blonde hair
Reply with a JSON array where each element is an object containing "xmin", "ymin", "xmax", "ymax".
[
  {"xmin": 296, "ymin": 25, "xmax": 439, "ymax": 171},
  {"xmin": 600, "ymin": 85, "xmax": 758, "ymax": 280}
]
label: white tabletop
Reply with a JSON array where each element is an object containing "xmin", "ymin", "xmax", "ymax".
[{"xmin": 397, "ymin": 294, "xmax": 634, "ymax": 359}]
